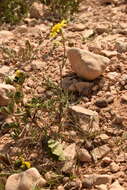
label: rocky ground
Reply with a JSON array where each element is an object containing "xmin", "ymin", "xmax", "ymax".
[{"xmin": 0, "ymin": 0, "xmax": 127, "ymax": 190}]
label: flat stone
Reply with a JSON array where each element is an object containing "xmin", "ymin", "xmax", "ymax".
[
  {"xmin": 101, "ymin": 50, "xmax": 117, "ymax": 58},
  {"xmin": 83, "ymin": 174, "xmax": 111, "ymax": 188},
  {"xmin": 91, "ymin": 145, "xmax": 110, "ymax": 162},
  {"xmin": 69, "ymin": 105, "xmax": 99, "ymax": 133}
]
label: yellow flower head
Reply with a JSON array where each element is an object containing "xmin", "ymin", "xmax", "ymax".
[{"xmin": 50, "ymin": 20, "xmax": 67, "ymax": 38}]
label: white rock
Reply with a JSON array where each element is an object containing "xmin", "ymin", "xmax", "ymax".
[
  {"xmin": 77, "ymin": 148, "xmax": 92, "ymax": 162},
  {"xmin": 91, "ymin": 145, "xmax": 110, "ymax": 162},
  {"xmin": 69, "ymin": 105, "xmax": 99, "ymax": 133},
  {"xmin": 5, "ymin": 168, "xmax": 47, "ymax": 190},
  {"xmin": 30, "ymin": 2, "xmax": 43, "ymax": 19},
  {"xmin": 67, "ymin": 48, "xmax": 110, "ymax": 80},
  {"xmin": 0, "ymin": 83, "xmax": 16, "ymax": 106},
  {"xmin": 110, "ymin": 180, "xmax": 125, "ymax": 190}
]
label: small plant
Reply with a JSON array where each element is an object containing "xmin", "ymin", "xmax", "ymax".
[
  {"xmin": 42, "ymin": 0, "xmax": 81, "ymax": 19},
  {"xmin": 0, "ymin": 0, "xmax": 29, "ymax": 24}
]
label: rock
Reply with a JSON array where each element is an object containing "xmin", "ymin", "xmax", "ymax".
[
  {"xmin": 69, "ymin": 105, "xmax": 99, "ymax": 133},
  {"xmin": 101, "ymin": 50, "xmax": 117, "ymax": 58},
  {"xmin": 30, "ymin": 2, "xmax": 43, "ymax": 19},
  {"xmin": 5, "ymin": 168, "xmax": 47, "ymax": 190},
  {"xmin": 0, "ymin": 83, "xmax": 16, "ymax": 106},
  {"xmin": 62, "ymin": 160, "xmax": 75, "ymax": 173},
  {"xmin": 45, "ymin": 171, "xmax": 58, "ymax": 181},
  {"xmin": 70, "ymin": 23, "xmax": 85, "ymax": 31},
  {"xmin": 91, "ymin": 145, "xmax": 110, "ymax": 162},
  {"xmin": 82, "ymin": 29, "xmax": 95, "ymax": 39},
  {"xmin": 96, "ymin": 184, "xmax": 108, "ymax": 190},
  {"xmin": 15, "ymin": 25, "xmax": 28, "ymax": 34},
  {"xmin": 57, "ymin": 185, "xmax": 65, "ymax": 190},
  {"xmin": 83, "ymin": 174, "xmax": 111, "ymax": 188},
  {"xmin": 95, "ymin": 24, "xmax": 109, "ymax": 34},
  {"xmin": 107, "ymin": 72, "xmax": 119, "ymax": 81},
  {"xmin": 67, "ymin": 48, "xmax": 110, "ymax": 80},
  {"xmin": 121, "ymin": 94, "xmax": 127, "ymax": 103},
  {"xmin": 0, "ymin": 66, "xmax": 10, "ymax": 77},
  {"xmin": 0, "ymin": 30, "xmax": 14, "ymax": 44},
  {"xmin": 95, "ymin": 98, "xmax": 108, "ymax": 108},
  {"xmin": 77, "ymin": 148, "xmax": 92, "ymax": 162},
  {"xmin": 62, "ymin": 76, "xmax": 93, "ymax": 95},
  {"xmin": 31, "ymin": 60, "xmax": 46, "ymax": 70},
  {"xmin": 110, "ymin": 162, "xmax": 120, "ymax": 173},
  {"xmin": 95, "ymin": 134, "xmax": 109, "ymax": 143},
  {"xmin": 110, "ymin": 180, "xmax": 125, "ymax": 190},
  {"xmin": 64, "ymin": 143, "xmax": 76, "ymax": 160},
  {"xmin": 74, "ymin": 81, "xmax": 92, "ymax": 95},
  {"xmin": 116, "ymin": 41, "xmax": 127, "ymax": 53},
  {"xmin": 24, "ymin": 18, "xmax": 38, "ymax": 26},
  {"xmin": 34, "ymin": 24, "xmax": 49, "ymax": 33},
  {"xmin": 102, "ymin": 157, "xmax": 112, "ymax": 166}
]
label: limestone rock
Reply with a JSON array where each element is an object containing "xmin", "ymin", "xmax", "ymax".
[
  {"xmin": 109, "ymin": 180, "xmax": 125, "ymax": 190},
  {"xmin": 5, "ymin": 168, "xmax": 47, "ymax": 190},
  {"xmin": 67, "ymin": 48, "xmax": 110, "ymax": 80},
  {"xmin": 69, "ymin": 105, "xmax": 99, "ymax": 133},
  {"xmin": 0, "ymin": 84, "xmax": 16, "ymax": 106},
  {"xmin": 91, "ymin": 145, "xmax": 110, "ymax": 162},
  {"xmin": 77, "ymin": 148, "xmax": 92, "ymax": 162},
  {"xmin": 30, "ymin": 2, "xmax": 43, "ymax": 19}
]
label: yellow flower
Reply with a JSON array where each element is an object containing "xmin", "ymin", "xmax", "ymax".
[{"xmin": 50, "ymin": 20, "xmax": 67, "ymax": 38}]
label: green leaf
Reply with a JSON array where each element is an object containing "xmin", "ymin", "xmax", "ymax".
[{"xmin": 48, "ymin": 139, "xmax": 65, "ymax": 161}]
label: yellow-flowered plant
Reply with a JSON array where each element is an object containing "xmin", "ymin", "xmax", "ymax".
[{"xmin": 50, "ymin": 20, "xmax": 67, "ymax": 38}]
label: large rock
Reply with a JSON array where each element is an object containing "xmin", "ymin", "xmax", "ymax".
[
  {"xmin": 69, "ymin": 105, "xmax": 99, "ymax": 133},
  {"xmin": 5, "ymin": 168, "xmax": 47, "ymax": 190},
  {"xmin": 67, "ymin": 48, "xmax": 110, "ymax": 80},
  {"xmin": 0, "ymin": 83, "xmax": 16, "ymax": 106}
]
